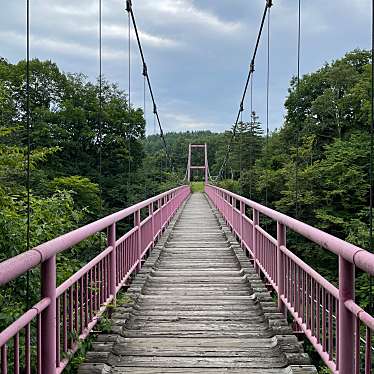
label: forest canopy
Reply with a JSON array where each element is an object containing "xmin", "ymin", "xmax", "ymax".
[
  {"xmin": 145, "ymin": 50, "xmax": 374, "ymax": 304},
  {"xmin": 0, "ymin": 49, "xmax": 373, "ymax": 334}
]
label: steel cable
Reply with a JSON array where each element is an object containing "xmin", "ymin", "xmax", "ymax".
[
  {"xmin": 217, "ymin": 0, "xmax": 272, "ymax": 180},
  {"xmin": 295, "ymin": 0, "xmax": 301, "ymax": 217},
  {"xmin": 98, "ymin": 0, "xmax": 103, "ymax": 217},
  {"xmin": 26, "ymin": 0, "xmax": 31, "ymax": 309},
  {"xmin": 126, "ymin": 1, "xmax": 174, "ymax": 171},
  {"xmin": 127, "ymin": 6, "xmax": 131, "ymax": 200},
  {"xmin": 265, "ymin": 5, "xmax": 271, "ymax": 208}
]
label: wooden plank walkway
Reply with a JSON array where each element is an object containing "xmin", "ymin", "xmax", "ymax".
[{"xmin": 79, "ymin": 193, "xmax": 317, "ymax": 374}]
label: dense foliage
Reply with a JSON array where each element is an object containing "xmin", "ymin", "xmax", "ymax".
[
  {"xmin": 0, "ymin": 57, "xmax": 181, "ymax": 329},
  {"xmin": 224, "ymin": 50, "xmax": 373, "ymax": 295},
  {"xmin": 0, "ymin": 49, "xmax": 372, "ymax": 372},
  {"xmin": 145, "ymin": 50, "xmax": 373, "ymax": 302}
]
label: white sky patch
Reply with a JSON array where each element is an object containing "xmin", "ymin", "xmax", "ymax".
[
  {"xmin": 52, "ymin": 3, "xmax": 97, "ymax": 18},
  {"xmin": 164, "ymin": 112, "xmax": 226, "ymax": 131},
  {"xmin": 0, "ymin": 31, "xmax": 126, "ymax": 61},
  {"xmin": 138, "ymin": 0, "xmax": 243, "ymax": 34},
  {"xmin": 137, "ymin": 31, "xmax": 182, "ymax": 49},
  {"xmin": 74, "ymin": 24, "xmax": 182, "ymax": 49}
]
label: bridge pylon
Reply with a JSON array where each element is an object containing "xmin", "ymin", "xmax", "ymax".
[{"xmin": 187, "ymin": 143, "xmax": 208, "ymax": 184}]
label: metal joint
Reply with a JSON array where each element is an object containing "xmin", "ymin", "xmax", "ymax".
[
  {"xmin": 153, "ymin": 103, "xmax": 157, "ymax": 114},
  {"xmin": 126, "ymin": 0, "xmax": 132, "ymax": 12},
  {"xmin": 266, "ymin": 0, "xmax": 273, "ymax": 8},
  {"xmin": 142, "ymin": 63, "xmax": 148, "ymax": 77},
  {"xmin": 239, "ymin": 102, "xmax": 244, "ymax": 113},
  {"xmin": 250, "ymin": 60, "xmax": 255, "ymax": 73}
]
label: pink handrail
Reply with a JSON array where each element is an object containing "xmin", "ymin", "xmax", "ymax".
[
  {"xmin": 205, "ymin": 184, "xmax": 374, "ymax": 374},
  {"xmin": 0, "ymin": 185, "xmax": 190, "ymax": 374},
  {"xmin": 0, "ymin": 185, "xmax": 189, "ymax": 285}
]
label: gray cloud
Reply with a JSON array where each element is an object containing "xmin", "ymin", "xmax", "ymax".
[{"xmin": 0, "ymin": 0, "xmax": 371, "ymax": 134}]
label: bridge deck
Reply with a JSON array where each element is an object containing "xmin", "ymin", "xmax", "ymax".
[{"xmin": 79, "ymin": 193, "xmax": 316, "ymax": 373}]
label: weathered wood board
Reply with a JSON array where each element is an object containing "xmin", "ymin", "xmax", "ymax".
[{"xmin": 79, "ymin": 193, "xmax": 317, "ymax": 374}]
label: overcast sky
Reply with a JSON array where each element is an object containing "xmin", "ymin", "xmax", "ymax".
[{"xmin": 0, "ymin": 0, "xmax": 371, "ymax": 134}]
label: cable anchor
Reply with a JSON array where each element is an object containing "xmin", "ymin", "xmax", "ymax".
[
  {"xmin": 126, "ymin": 0, "xmax": 132, "ymax": 12},
  {"xmin": 266, "ymin": 0, "xmax": 273, "ymax": 8}
]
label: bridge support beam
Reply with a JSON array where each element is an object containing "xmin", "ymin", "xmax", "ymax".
[
  {"xmin": 338, "ymin": 256, "xmax": 355, "ymax": 374},
  {"xmin": 187, "ymin": 144, "xmax": 191, "ymax": 182}
]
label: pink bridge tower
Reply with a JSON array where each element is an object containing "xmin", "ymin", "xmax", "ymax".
[{"xmin": 187, "ymin": 143, "xmax": 209, "ymax": 184}]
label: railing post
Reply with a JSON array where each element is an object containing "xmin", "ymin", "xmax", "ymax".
[
  {"xmin": 108, "ymin": 223, "xmax": 116, "ymax": 297},
  {"xmin": 168, "ymin": 194, "xmax": 171, "ymax": 221},
  {"xmin": 338, "ymin": 256, "xmax": 355, "ymax": 374},
  {"xmin": 150, "ymin": 203, "xmax": 155, "ymax": 247},
  {"xmin": 277, "ymin": 222, "xmax": 286, "ymax": 315},
  {"xmin": 252, "ymin": 209, "xmax": 259, "ymax": 271},
  {"xmin": 165, "ymin": 195, "xmax": 168, "ymax": 223},
  {"xmin": 231, "ymin": 197, "xmax": 234, "ymax": 231},
  {"xmin": 160, "ymin": 197, "xmax": 163, "ymax": 232},
  {"xmin": 135, "ymin": 209, "xmax": 142, "ymax": 271},
  {"xmin": 240, "ymin": 201, "xmax": 244, "ymax": 248},
  {"xmin": 41, "ymin": 256, "xmax": 56, "ymax": 374},
  {"xmin": 157, "ymin": 199, "xmax": 161, "ymax": 238}
]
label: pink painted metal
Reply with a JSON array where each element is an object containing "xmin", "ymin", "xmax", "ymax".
[
  {"xmin": 205, "ymin": 184, "xmax": 374, "ymax": 374},
  {"xmin": 187, "ymin": 143, "xmax": 209, "ymax": 183},
  {"xmin": 0, "ymin": 185, "xmax": 190, "ymax": 374},
  {"xmin": 41, "ymin": 256, "xmax": 56, "ymax": 374},
  {"xmin": 277, "ymin": 222, "xmax": 286, "ymax": 314}
]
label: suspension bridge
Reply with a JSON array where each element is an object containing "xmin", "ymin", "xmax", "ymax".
[
  {"xmin": 1, "ymin": 0, "xmax": 374, "ymax": 373},
  {"xmin": 1, "ymin": 146, "xmax": 374, "ymax": 373}
]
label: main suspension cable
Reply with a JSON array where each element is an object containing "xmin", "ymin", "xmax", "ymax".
[
  {"xmin": 126, "ymin": 0, "xmax": 174, "ymax": 171},
  {"xmin": 217, "ymin": 0, "xmax": 272, "ymax": 180}
]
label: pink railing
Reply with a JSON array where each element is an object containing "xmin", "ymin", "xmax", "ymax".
[
  {"xmin": 0, "ymin": 185, "xmax": 190, "ymax": 374},
  {"xmin": 206, "ymin": 184, "xmax": 374, "ymax": 374}
]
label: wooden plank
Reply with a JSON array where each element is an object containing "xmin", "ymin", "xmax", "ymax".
[{"xmin": 79, "ymin": 193, "xmax": 317, "ymax": 374}]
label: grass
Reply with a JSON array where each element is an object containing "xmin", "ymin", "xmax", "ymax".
[
  {"xmin": 190, "ymin": 181, "xmax": 205, "ymax": 193},
  {"xmin": 65, "ymin": 290, "xmax": 132, "ymax": 373}
]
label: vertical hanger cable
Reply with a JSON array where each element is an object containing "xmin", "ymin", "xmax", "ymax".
[
  {"xmin": 295, "ymin": 0, "xmax": 301, "ymax": 217},
  {"xmin": 26, "ymin": 0, "xmax": 31, "ymax": 309},
  {"xmin": 265, "ymin": 6, "xmax": 271, "ymax": 208}
]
